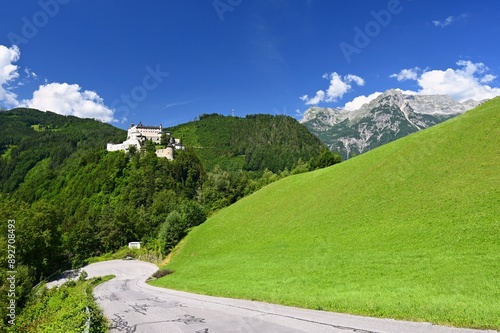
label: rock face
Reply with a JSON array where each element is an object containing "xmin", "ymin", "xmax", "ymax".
[{"xmin": 300, "ymin": 90, "xmax": 483, "ymax": 159}]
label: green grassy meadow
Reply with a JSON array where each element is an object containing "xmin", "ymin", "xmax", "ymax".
[{"xmin": 151, "ymin": 99, "xmax": 500, "ymax": 329}]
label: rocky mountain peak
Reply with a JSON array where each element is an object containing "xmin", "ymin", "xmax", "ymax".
[{"xmin": 300, "ymin": 90, "xmax": 485, "ymax": 159}]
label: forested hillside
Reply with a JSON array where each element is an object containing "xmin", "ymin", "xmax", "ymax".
[
  {"xmin": 0, "ymin": 108, "xmax": 125, "ymax": 194},
  {"xmin": 0, "ymin": 108, "xmax": 339, "ymax": 327},
  {"xmin": 167, "ymin": 113, "xmax": 331, "ymax": 172}
]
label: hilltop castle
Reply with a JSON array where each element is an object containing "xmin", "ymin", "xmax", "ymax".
[{"xmin": 106, "ymin": 122, "xmax": 184, "ymax": 160}]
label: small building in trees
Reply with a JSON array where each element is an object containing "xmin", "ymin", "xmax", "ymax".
[
  {"xmin": 128, "ymin": 242, "xmax": 141, "ymax": 249},
  {"xmin": 106, "ymin": 122, "xmax": 185, "ymax": 160}
]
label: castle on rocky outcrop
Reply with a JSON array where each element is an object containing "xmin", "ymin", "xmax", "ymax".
[{"xmin": 106, "ymin": 122, "xmax": 184, "ymax": 160}]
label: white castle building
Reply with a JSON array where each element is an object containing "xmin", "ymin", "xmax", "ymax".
[{"xmin": 107, "ymin": 122, "xmax": 184, "ymax": 160}]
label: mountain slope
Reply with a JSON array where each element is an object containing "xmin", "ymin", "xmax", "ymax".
[
  {"xmin": 153, "ymin": 98, "xmax": 500, "ymax": 329},
  {"xmin": 167, "ymin": 113, "xmax": 328, "ymax": 172},
  {"xmin": 301, "ymin": 90, "xmax": 482, "ymax": 159}
]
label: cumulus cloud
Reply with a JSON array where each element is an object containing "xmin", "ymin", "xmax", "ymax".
[
  {"xmin": 0, "ymin": 45, "xmax": 21, "ymax": 107},
  {"xmin": 24, "ymin": 83, "xmax": 115, "ymax": 122},
  {"xmin": 432, "ymin": 13, "xmax": 467, "ymax": 27},
  {"xmin": 343, "ymin": 92, "xmax": 383, "ymax": 111},
  {"xmin": 390, "ymin": 67, "xmax": 421, "ymax": 81},
  {"xmin": 480, "ymin": 74, "xmax": 496, "ymax": 84},
  {"xmin": 300, "ymin": 72, "xmax": 365, "ymax": 105},
  {"xmin": 344, "ymin": 74, "xmax": 365, "ymax": 86},
  {"xmin": 390, "ymin": 60, "xmax": 500, "ymax": 101},
  {"xmin": 300, "ymin": 90, "xmax": 324, "ymax": 105},
  {"xmin": 0, "ymin": 44, "xmax": 115, "ymax": 122}
]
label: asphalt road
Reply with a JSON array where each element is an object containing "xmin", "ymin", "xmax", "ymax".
[{"xmin": 63, "ymin": 260, "xmax": 498, "ymax": 333}]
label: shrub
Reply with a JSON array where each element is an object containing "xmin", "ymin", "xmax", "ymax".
[
  {"xmin": 79, "ymin": 269, "xmax": 88, "ymax": 281},
  {"xmin": 151, "ymin": 269, "xmax": 174, "ymax": 279}
]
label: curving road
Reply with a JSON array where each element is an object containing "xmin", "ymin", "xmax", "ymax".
[{"xmin": 70, "ymin": 260, "xmax": 498, "ymax": 333}]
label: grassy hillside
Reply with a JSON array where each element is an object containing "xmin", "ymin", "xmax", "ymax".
[
  {"xmin": 167, "ymin": 113, "xmax": 328, "ymax": 172},
  {"xmin": 152, "ymin": 98, "xmax": 500, "ymax": 329}
]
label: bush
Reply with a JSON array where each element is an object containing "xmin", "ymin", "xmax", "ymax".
[
  {"xmin": 64, "ymin": 280, "xmax": 77, "ymax": 288},
  {"xmin": 123, "ymin": 252, "xmax": 136, "ymax": 260},
  {"xmin": 151, "ymin": 269, "xmax": 174, "ymax": 279},
  {"xmin": 78, "ymin": 270, "xmax": 88, "ymax": 281}
]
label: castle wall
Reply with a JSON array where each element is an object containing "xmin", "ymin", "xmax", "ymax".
[
  {"xmin": 156, "ymin": 147, "xmax": 174, "ymax": 160},
  {"xmin": 107, "ymin": 143, "xmax": 126, "ymax": 151},
  {"xmin": 107, "ymin": 138, "xmax": 142, "ymax": 153}
]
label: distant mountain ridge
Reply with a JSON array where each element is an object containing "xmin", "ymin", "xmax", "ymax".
[{"xmin": 300, "ymin": 90, "xmax": 483, "ymax": 159}]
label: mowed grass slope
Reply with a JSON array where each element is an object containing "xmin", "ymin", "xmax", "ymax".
[{"xmin": 152, "ymin": 99, "xmax": 500, "ymax": 329}]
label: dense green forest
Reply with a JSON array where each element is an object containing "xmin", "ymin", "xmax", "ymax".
[
  {"xmin": 167, "ymin": 113, "xmax": 330, "ymax": 172},
  {"xmin": 0, "ymin": 108, "xmax": 340, "ymax": 328}
]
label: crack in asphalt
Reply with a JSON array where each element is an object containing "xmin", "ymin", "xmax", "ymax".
[
  {"xmin": 129, "ymin": 303, "xmax": 149, "ymax": 315},
  {"xmin": 95, "ymin": 292, "xmax": 120, "ymax": 302},
  {"xmin": 111, "ymin": 313, "xmax": 137, "ymax": 333},
  {"xmin": 111, "ymin": 314, "xmax": 209, "ymax": 332},
  {"xmin": 166, "ymin": 314, "xmax": 206, "ymax": 325},
  {"xmin": 143, "ymin": 296, "xmax": 187, "ymax": 308}
]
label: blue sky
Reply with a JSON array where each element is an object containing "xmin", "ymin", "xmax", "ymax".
[{"xmin": 1, "ymin": 0, "xmax": 499, "ymax": 129}]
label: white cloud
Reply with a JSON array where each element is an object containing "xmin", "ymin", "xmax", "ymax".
[
  {"xmin": 0, "ymin": 45, "xmax": 21, "ymax": 107},
  {"xmin": 345, "ymin": 74, "xmax": 365, "ymax": 86},
  {"xmin": 24, "ymin": 83, "xmax": 115, "ymax": 122},
  {"xmin": 480, "ymin": 74, "xmax": 496, "ymax": 84},
  {"xmin": 390, "ymin": 67, "xmax": 421, "ymax": 81},
  {"xmin": 300, "ymin": 72, "xmax": 364, "ymax": 105},
  {"xmin": 393, "ymin": 88, "xmax": 418, "ymax": 96},
  {"xmin": 343, "ymin": 92, "xmax": 382, "ymax": 111},
  {"xmin": 24, "ymin": 67, "xmax": 37, "ymax": 79},
  {"xmin": 390, "ymin": 60, "xmax": 500, "ymax": 101},
  {"xmin": 164, "ymin": 100, "xmax": 194, "ymax": 109},
  {"xmin": 300, "ymin": 90, "xmax": 325, "ymax": 105},
  {"xmin": 432, "ymin": 13, "xmax": 467, "ymax": 28},
  {"xmin": 0, "ymin": 44, "xmax": 115, "ymax": 122},
  {"xmin": 432, "ymin": 16, "xmax": 454, "ymax": 27},
  {"xmin": 325, "ymin": 73, "xmax": 348, "ymax": 102}
]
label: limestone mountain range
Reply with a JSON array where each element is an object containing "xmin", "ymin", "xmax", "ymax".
[{"xmin": 299, "ymin": 90, "xmax": 484, "ymax": 159}]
